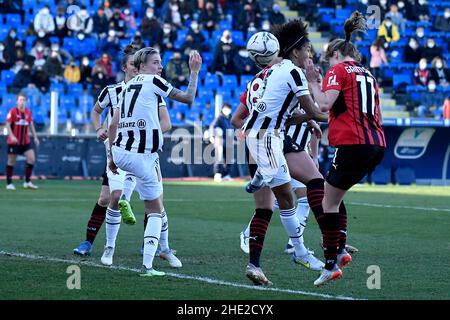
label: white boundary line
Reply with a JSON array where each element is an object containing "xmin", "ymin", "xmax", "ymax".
[
  {"xmin": 0, "ymin": 250, "xmax": 363, "ymax": 301},
  {"xmin": 347, "ymin": 202, "xmax": 450, "ymax": 212}
]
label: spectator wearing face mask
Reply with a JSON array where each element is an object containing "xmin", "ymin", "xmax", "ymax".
[
  {"xmin": 422, "ymin": 38, "xmax": 442, "ymax": 61},
  {"xmin": 91, "ymin": 66, "xmax": 109, "ymax": 98},
  {"xmin": 131, "ymin": 33, "xmax": 145, "ymax": 49},
  {"xmin": 200, "ymin": 2, "xmax": 219, "ymax": 38},
  {"xmin": 403, "ymin": 37, "xmax": 423, "ymax": 64},
  {"xmin": 212, "ymin": 30, "xmax": 237, "ymax": 74},
  {"xmin": 233, "ymin": 46, "xmax": 257, "ymax": 75},
  {"xmin": 64, "ymin": 59, "xmax": 81, "ymax": 84},
  {"xmin": 237, "ymin": 1, "xmax": 259, "ymax": 39},
  {"xmin": 434, "ymin": 8, "xmax": 450, "ymax": 32},
  {"xmin": 43, "ymin": 50, "xmax": 64, "ymax": 82},
  {"xmin": 418, "ymin": 80, "xmax": 445, "ymax": 117},
  {"xmin": 187, "ymin": 21, "xmax": 206, "ymax": 51},
  {"xmin": 166, "ymin": 0, "xmax": 183, "ymax": 29},
  {"xmin": 96, "ymin": 53, "xmax": 114, "ymax": 81},
  {"xmin": 178, "ymin": 0, "xmax": 195, "ymax": 21},
  {"xmin": 414, "ymin": 58, "xmax": 431, "ymax": 86},
  {"xmin": 0, "ymin": 41, "xmax": 12, "ymax": 71},
  {"xmin": 100, "ymin": 30, "xmax": 121, "ymax": 60},
  {"xmin": 430, "ymin": 57, "xmax": 450, "ymax": 87},
  {"xmin": 386, "ymin": 4, "xmax": 405, "ymax": 32},
  {"xmin": 30, "ymin": 41, "xmax": 48, "ymax": 68},
  {"xmin": 32, "ymin": 66, "xmax": 51, "ymax": 93},
  {"xmin": 370, "ymin": 37, "xmax": 388, "ymax": 83},
  {"xmin": 181, "ymin": 34, "xmax": 203, "ymax": 57},
  {"xmin": 54, "ymin": 6, "xmax": 68, "ymax": 44},
  {"xmin": 161, "ymin": 23, "xmax": 177, "ymax": 53},
  {"xmin": 109, "ymin": 6, "xmax": 127, "ymax": 38},
  {"xmin": 49, "ymin": 43, "xmax": 73, "ymax": 65},
  {"xmin": 415, "ymin": 0, "xmax": 430, "ymax": 22},
  {"xmin": 269, "ymin": 4, "xmax": 285, "ymax": 26},
  {"xmin": 141, "ymin": 7, "xmax": 163, "ymax": 46},
  {"xmin": 79, "ymin": 56, "xmax": 93, "ymax": 87},
  {"xmin": 377, "ymin": 17, "xmax": 400, "ymax": 44},
  {"xmin": 93, "ymin": 7, "xmax": 110, "ymax": 38},
  {"xmin": 415, "ymin": 26, "xmax": 426, "ymax": 43},
  {"xmin": 123, "ymin": 7, "xmax": 137, "ymax": 29},
  {"xmin": 5, "ymin": 29, "xmax": 20, "ymax": 58},
  {"xmin": 164, "ymin": 52, "xmax": 190, "ymax": 88},
  {"xmin": 34, "ymin": 6, "xmax": 55, "ymax": 38},
  {"xmin": 11, "ymin": 64, "xmax": 33, "ymax": 94},
  {"xmin": 66, "ymin": 5, "xmax": 94, "ymax": 40}
]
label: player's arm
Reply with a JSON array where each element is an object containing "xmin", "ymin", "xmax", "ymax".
[
  {"xmin": 309, "ymin": 125, "xmax": 320, "ymax": 169},
  {"xmin": 305, "ymin": 61, "xmax": 340, "ymax": 112},
  {"xmin": 168, "ymin": 51, "xmax": 202, "ymax": 104},
  {"xmin": 286, "ymin": 111, "xmax": 313, "ymax": 126},
  {"xmin": 92, "ymin": 102, "xmax": 109, "ymax": 141},
  {"xmin": 107, "ymin": 107, "xmax": 120, "ymax": 174},
  {"xmin": 158, "ymin": 106, "xmax": 172, "ymax": 133},
  {"xmin": 5, "ymin": 122, "xmax": 18, "ymax": 144},
  {"xmin": 29, "ymin": 121, "xmax": 40, "ymax": 148},
  {"xmin": 231, "ymin": 103, "xmax": 249, "ymax": 129}
]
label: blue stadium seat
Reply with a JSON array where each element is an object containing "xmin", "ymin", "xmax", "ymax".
[
  {"xmin": 240, "ymin": 74, "xmax": 253, "ymax": 87},
  {"xmin": 162, "ymin": 51, "xmax": 174, "ymax": 66},
  {"xmin": 50, "ymin": 82, "xmax": 66, "ymax": 94},
  {"xmin": 1, "ymin": 70, "xmax": 15, "ymax": 86},
  {"xmin": 5, "ymin": 14, "xmax": 21, "ymax": 25},
  {"xmin": 60, "ymin": 95, "xmax": 77, "ymax": 110},
  {"xmin": 2, "ymin": 93, "xmax": 16, "ymax": 107},
  {"xmin": 176, "ymin": 29, "xmax": 188, "ymax": 42},
  {"xmin": 78, "ymin": 95, "xmax": 94, "ymax": 113},
  {"xmin": 0, "ymin": 108, "xmax": 7, "ymax": 124},
  {"xmin": 232, "ymin": 31, "xmax": 244, "ymax": 46},
  {"xmin": 393, "ymin": 74, "xmax": 411, "ymax": 91},
  {"xmin": 336, "ymin": 9, "xmax": 351, "ymax": 20},
  {"xmin": 395, "ymin": 167, "xmax": 416, "ymax": 185},
  {"xmin": 71, "ymin": 108, "xmax": 87, "ymax": 125},
  {"xmin": 222, "ymin": 74, "xmax": 238, "ymax": 88},
  {"xmin": 219, "ymin": 20, "xmax": 232, "ymax": 31},
  {"xmin": 67, "ymin": 83, "xmax": 83, "ymax": 96},
  {"xmin": 204, "ymin": 73, "xmax": 220, "ymax": 90},
  {"xmin": 32, "ymin": 108, "xmax": 48, "ymax": 125},
  {"xmin": 371, "ymin": 166, "xmax": 391, "ymax": 185},
  {"xmin": 202, "ymin": 52, "xmax": 214, "ymax": 68}
]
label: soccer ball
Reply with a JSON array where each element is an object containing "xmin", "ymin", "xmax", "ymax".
[{"xmin": 246, "ymin": 31, "xmax": 280, "ymax": 67}]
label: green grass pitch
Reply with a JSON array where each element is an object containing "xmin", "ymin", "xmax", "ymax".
[{"xmin": 1, "ymin": 180, "xmax": 449, "ymax": 300}]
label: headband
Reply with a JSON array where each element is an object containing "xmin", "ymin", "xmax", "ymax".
[{"xmin": 283, "ymin": 36, "xmax": 310, "ymax": 54}]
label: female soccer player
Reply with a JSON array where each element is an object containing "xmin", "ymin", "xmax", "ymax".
[{"xmin": 306, "ymin": 11, "xmax": 386, "ymax": 286}]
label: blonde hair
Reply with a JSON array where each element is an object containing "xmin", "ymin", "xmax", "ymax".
[{"xmin": 133, "ymin": 47, "xmax": 160, "ymax": 71}]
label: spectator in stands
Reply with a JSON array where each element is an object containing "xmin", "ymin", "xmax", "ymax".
[
  {"xmin": 11, "ymin": 63, "xmax": 32, "ymax": 94},
  {"xmin": 386, "ymin": 3, "xmax": 405, "ymax": 32},
  {"xmin": 269, "ymin": 4, "xmax": 285, "ymax": 26},
  {"xmin": 415, "ymin": 0, "xmax": 430, "ymax": 22},
  {"xmin": 0, "ymin": 41, "xmax": 12, "ymax": 71},
  {"xmin": 414, "ymin": 58, "xmax": 431, "ymax": 86},
  {"xmin": 415, "ymin": 26, "xmax": 425, "ymax": 43},
  {"xmin": 376, "ymin": 0, "xmax": 390, "ymax": 20},
  {"xmin": 22, "ymin": 83, "xmax": 42, "ymax": 109},
  {"xmin": 32, "ymin": 66, "xmax": 51, "ymax": 93},
  {"xmin": 200, "ymin": 2, "xmax": 219, "ymax": 37},
  {"xmin": 34, "ymin": 6, "xmax": 55, "ymax": 38},
  {"xmin": 91, "ymin": 65, "xmax": 109, "ymax": 98},
  {"xmin": 100, "ymin": 30, "xmax": 121, "ymax": 60},
  {"xmin": 377, "ymin": 17, "xmax": 400, "ymax": 44},
  {"xmin": 233, "ymin": 46, "xmax": 257, "ymax": 75},
  {"xmin": 258, "ymin": 0, "xmax": 275, "ymax": 15},
  {"xmin": 64, "ymin": 59, "xmax": 81, "ymax": 84},
  {"xmin": 430, "ymin": 57, "xmax": 450, "ymax": 87},
  {"xmin": 181, "ymin": 34, "xmax": 203, "ymax": 57},
  {"xmin": 11, "ymin": 45, "xmax": 34, "ymax": 73},
  {"xmin": 434, "ymin": 8, "xmax": 450, "ymax": 32},
  {"xmin": 110, "ymin": 6, "xmax": 127, "ymax": 38},
  {"xmin": 179, "ymin": 0, "xmax": 195, "ymax": 21},
  {"xmin": 68, "ymin": 5, "xmax": 94, "ymax": 40},
  {"xmin": 141, "ymin": 7, "xmax": 163, "ymax": 46},
  {"xmin": 403, "ymin": 37, "xmax": 423, "ymax": 64},
  {"xmin": 422, "ymin": 38, "xmax": 442, "ymax": 61},
  {"xmin": 93, "ymin": 7, "xmax": 110, "ymax": 38},
  {"xmin": 96, "ymin": 53, "xmax": 114, "ymax": 81},
  {"xmin": 123, "ymin": 7, "xmax": 137, "ymax": 30},
  {"xmin": 43, "ymin": 50, "xmax": 64, "ymax": 82},
  {"xmin": 103, "ymin": 0, "xmax": 114, "ymax": 20},
  {"xmin": 49, "ymin": 43, "xmax": 72, "ymax": 66},
  {"xmin": 210, "ymin": 102, "xmax": 233, "ymax": 182},
  {"xmin": 161, "ymin": 23, "xmax": 177, "ymax": 53},
  {"xmin": 212, "ymin": 30, "xmax": 237, "ymax": 74},
  {"xmin": 131, "ymin": 33, "xmax": 145, "ymax": 49},
  {"xmin": 29, "ymin": 41, "xmax": 48, "ymax": 68},
  {"xmin": 418, "ymin": 80, "xmax": 445, "ymax": 117},
  {"xmin": 54, "ymin": 6, "xmax": 68, "ymax": 44},
  {"xmin": 167, "ymin": 0, "xmax": 183, "ymax": 29},
  {"xmin": 164, "ymin": 51, "xmax": 190, "ymax": 88},
  {"xmin": 4, "ymin": 28, "xmax": 19, "ymax": 59},
  {"xmin": 79, "ymin": 56, "xmax": 92, "ymax": 88},
  {"xmin": 237, "ymin": 1, "xmax": 260, "ymax": 40},
  {"xmin": 370, "ymin": 37, "xmax": 388, "ymax": 84}
]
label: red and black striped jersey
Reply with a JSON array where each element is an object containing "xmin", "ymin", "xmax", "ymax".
[
  {"xmin": 323, "ymin": 61, "xmax": 386, "ymax": 147},
  {"xmin": 6, "ymin": 107, "xmax": 33, "ymax": 145}
]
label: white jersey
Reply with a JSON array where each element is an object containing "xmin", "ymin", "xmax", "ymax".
[
  {"xmin": 114, "ymin": 74, "xmax": 173, "ymax": 154},
  {"xmin": 97, "ymin": 81, "xmax": 125, "ymax": 125},
  {"xmin": 286, "ymin": 109, "xmax": 312, "ymax": 150},
  {"xmin": 242, "ymin": 59, "xmax": 310, "ymax": 138}
]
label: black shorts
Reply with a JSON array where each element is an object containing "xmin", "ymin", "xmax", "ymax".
[
  {"xmin": 326, "ymin": 145, "xmax": 385, "ymax": 190},
  {"xmin": 8, "ymin": 144, "xmax": 32, "ymax": 155},
  {"xmin": 101, "ymin": 170, "xmax": 109, "ymax": 186},
  {"xmin": 283, "ymin": 135, "xmax": 304, "ymax": 154}
]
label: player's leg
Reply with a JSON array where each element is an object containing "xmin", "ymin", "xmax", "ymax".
[
  {"xmin": 158, "ymin": 197, "xmax": 182, "ymax": 268},
  {"xmin": 118, "ymin": 172, "xmax": 136, "ymax": 224},
  {"xmin": 73, "ymin": 181, "xmax": 110, "ymax": 256},
  {"xmin": 6, "ymin": 151, "xmax": 17, "ymax": 190},
  {"xmin": 23, "ymin": 147, "xmax": 37, "ymax": 189},
  {"xmin": 101, "ymin": 189, "xmax": 122, "ymax": 266}
]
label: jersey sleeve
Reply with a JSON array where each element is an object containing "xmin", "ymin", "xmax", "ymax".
[
  {"xmin": 239, "ymin": 89, "xmax": 249, "ymax": 109},
  {"xmin": 152, "ymin": 75, "xmax": 174, "ymax": 98},
  {"xmin": 97, "ymin": 86, "xmax": 111, "ymax": 109},
  {"xmin": 288, "ymin": 67, "xmax": 310, "ymax": 97},
  {"xmin": 6, "ymin": 108, "xmax": 15, "ymax": 123},
  {"xmin": 323, "ymin": 65, "xmax": 344, "ymax": 92},
  {"xmin": 157, "ymin": 95, "xmax": 167, "ymax": 108}
]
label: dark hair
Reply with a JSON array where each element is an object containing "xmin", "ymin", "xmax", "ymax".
[
  {"xmin": 271, "ymin": 19, "xmax": 309, "ymax": 59},
  {"xmin": 325, "ymin": 11, "xmax": 367, "ymax": 62},
  {"xmin": 133, "ymin": 47, "xmax": 160, "ymax": 70},
  {"xmin": 372, "ymin": 37, "xmax": 385, "ymax": 49},
  {"xmin": 121, "ymin": 44, "xmax": 139, "ymax": 68}
]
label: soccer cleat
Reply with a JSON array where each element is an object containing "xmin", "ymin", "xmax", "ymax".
[
  {"xmin": 314, "ymin": 265, "xmax": 343, "ymax": 287},
  {"xmin": 73, "ymin": 240, "xmax": 92, "ymax": 256},
  {"xmin": 292, "ymin": 252, "xmax": 325, "ymax": 271},
  {"xmin": 118, "ymin": 198, "xmax": 136, "ymax": 225},
  {"xmin": 159, "ymin": 249, "xmax": 182, "ymax": 268},
  {"xmin": 100, "ymin": 246, "xmax": 115, "ymax": 266},
  {"xmin": 23, "ymin": 182, "xmax": 38, "ymax": 190},
  {"xmin": 245, "ymin": 263, "xmax": 273, "ymax": 286},
  {"xmin": 337, "ymin": 249, "xmax": 352, "ymax": 269},
  {"xmin": 6, "ymin": 184, "xmax": 16, "ymax": 190},
  {"xmin": 139, "ymin": 266, "xmax": 166, "ymax": 277},
  {"xmin": 284, "ymin": 243, "xmax": 295, "ymax": 255},
  {"xmin": 240, "ymin": 231, "xmax": 250, "ymax": 254},
  {"xmin": 345, "ymin": 244, "xmax": 359, "ymax": 254}
]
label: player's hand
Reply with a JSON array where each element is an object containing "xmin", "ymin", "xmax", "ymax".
[
  {"xmin": 108, "ymin": 159, "xmax": 119, "ymax": 175},
  {"xmin": 189, "ymin": 50, "xmax": 202, "ymax": 73},
  {"xmin": 305, "ymin": 59, "xmax": 320, "ymax": 83},
  {"xmin": 96, "ymin": 128, "xmax": 108, "ymax": 141},
  {"xmin": 34, "ymin": 137, "xmax": 40, "ymax": 148},
  {"xmin": 10, "ymin": 135, "xmax": 18, "ymax": 144},
  {"xmin": 308, "ymin": 120, "xmax": 322, "ymax": 139}
]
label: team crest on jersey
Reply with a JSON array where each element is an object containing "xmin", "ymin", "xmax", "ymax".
[
  {"xmin": 137, "ymin": 119, "xmax": 146, "ymax": 129},
  {"xmin": 256, "ymin": 102, "xmax": 267, "ymax": 112},
  {"xmin": 327, "ymin": 75, "xmax": 339, "ymax": 87}
]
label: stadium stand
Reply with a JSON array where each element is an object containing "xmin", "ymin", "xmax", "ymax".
[{"xmin": 0, "ymin": 0, "xmax": 449, "ymax": 133}]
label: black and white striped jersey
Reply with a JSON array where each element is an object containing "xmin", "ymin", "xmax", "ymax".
[
  {"xmin": 286, "ymin": 119, "xmax": 312, "ymax": 151},
  {"xmin": 242, "ymin": 59, "xmax": 310, "ymax": 138},
  {"xmin": 114, "ymin": 74, "xmax": 173, "ymax": 154},
  {"xmin": 97, "ymin": 81, "xmax": 125, "ymax": 125}
]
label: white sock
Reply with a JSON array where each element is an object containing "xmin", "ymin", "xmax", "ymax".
[
  {"xmin": 121, "ymin": 173, "xmax": 136, "ymax": 201},
  {"xmin": 105, "ymin": 208, "xmax": 121, "ymax": 248},
  {"xmin": 160, "ymin": 208, "xmax": 170, "ymax": 252},
  {"xmin": 143, "ymin": 213, "xmax": 162, "ymax": 269},
  {"xmin": 242, "ymin": 212, "xmax": 254, "ymax": 238},
  {"xmin": 296, "ymin": 196, "xmax": 310, "ymax": 236},
  {"xmin": 273, "ymin": 200, "xmax": 279, "ymax": 211},
  {"xmin": 280, "ymin": 207, "xmax": 308, "ymax": 256}
]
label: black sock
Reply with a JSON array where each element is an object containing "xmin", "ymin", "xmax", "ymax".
[
  {"xmin": 249, "ymin": 209, "xmax": 273, "ymax": 268},
  {"xmin": 6, "ymin": 165, "xmax": 13, "ymax": 185},
  {"xmin": 86, "ymin": 203, "xmax": 107, "ymax": 244},
  {"xmin": 306, "ymin": 178, "xmax": 325, "ymax": 230},
  {"xmin": 322, "ymin": 212, "xmax": 340, "ymax": 270}
]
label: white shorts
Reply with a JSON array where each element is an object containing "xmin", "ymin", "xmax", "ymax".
[
  {"xmin": 112, "ymin": 146, "xmax": 163, "ymax": 201},
  {"xmin": 246, "ymin": 134, "xmax": 291, "ymax": 188},
  {"xmin": 291, "ymin": 178, "xmax": 306, "ymax": 190},
  {"xmin": 106, "ymin": 166, "xmax": 126, "ymax": 192}
]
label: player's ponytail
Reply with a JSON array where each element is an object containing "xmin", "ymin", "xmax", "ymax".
[
  {"xmin": 121, "ymin": 44, "xmax": 139, "ymax": 68},
  {"xmin": 326, "ymin": 11, "xmax": 366, "ymax": 63}
]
